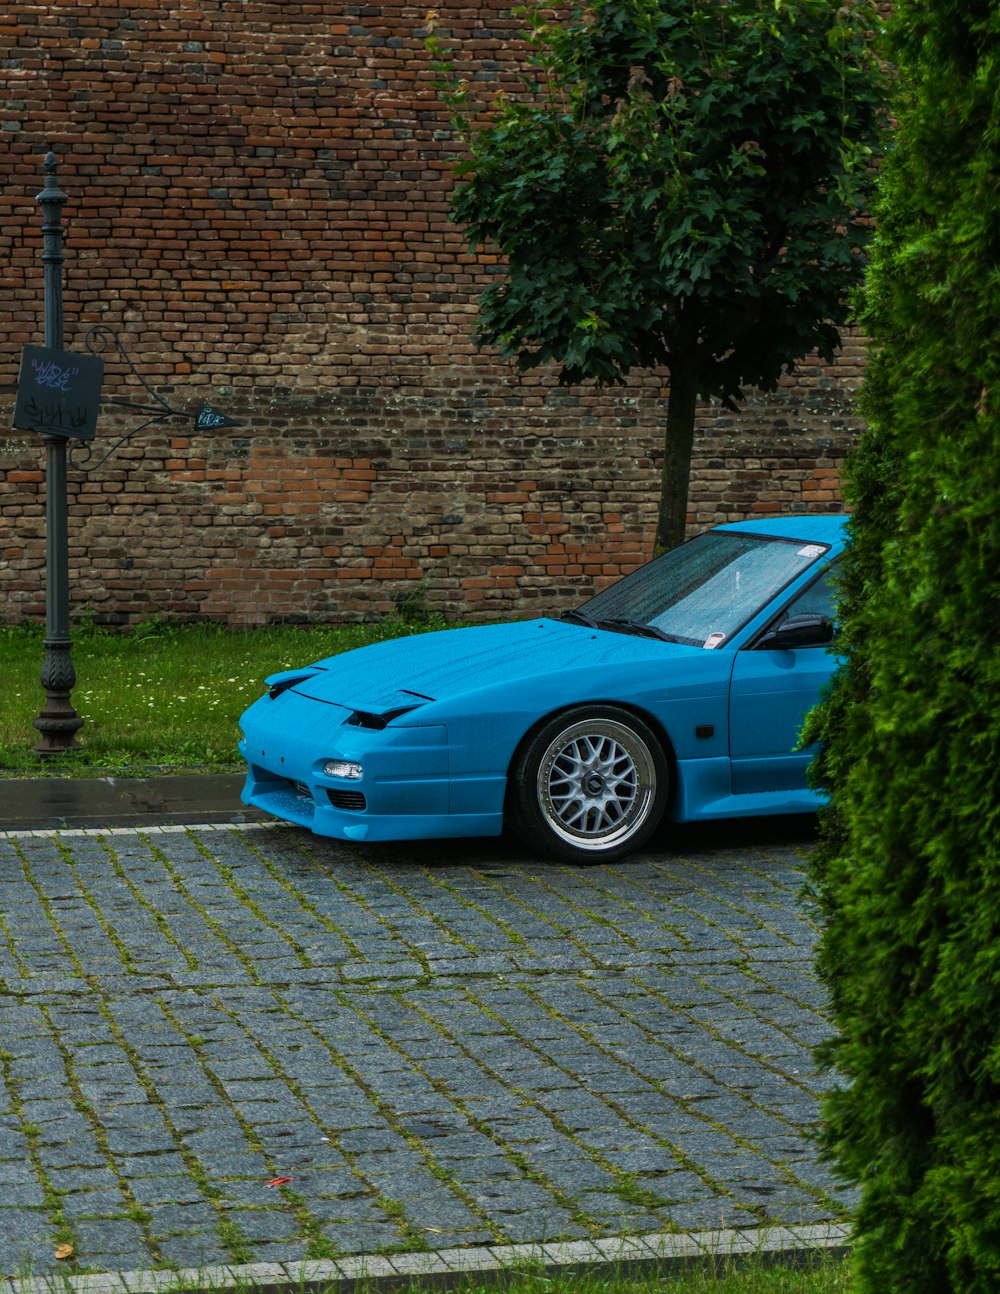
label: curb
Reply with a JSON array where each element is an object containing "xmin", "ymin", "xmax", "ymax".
[
  {"xmin": 4, "ymin": 1224, "xmax": 852, "ymax": 1294},
  {"xmin": 0, "ymin": 821, "xmax": 275, "ymax": 842}
]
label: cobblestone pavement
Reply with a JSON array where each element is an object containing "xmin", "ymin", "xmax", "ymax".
[{"xmin": 0, "ymin": 819, "xmax": 851, "ymax": 1279}]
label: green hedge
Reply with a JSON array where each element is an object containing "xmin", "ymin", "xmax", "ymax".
[{"xmin": 806, "ymin": 4, "xmax": 1000, "ymax": 1292}]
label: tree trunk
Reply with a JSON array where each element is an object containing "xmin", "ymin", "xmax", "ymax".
[{"xmin": 654, "ymin": 361, "xmax": 700, "ymax": 555}]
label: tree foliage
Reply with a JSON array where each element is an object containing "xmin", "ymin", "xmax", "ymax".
[
  {"xmin": 429, "ymin": 0, "xmax": 885, "ymax": 549},
  {"xmin": 805, "ymin": 3, "xmax": 1000, "ymax": 1290}
]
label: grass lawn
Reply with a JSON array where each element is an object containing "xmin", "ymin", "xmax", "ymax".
[
  {"xmin": 0, "ymin": 617, "xmax": 448, "ymax": 774},
  {"xmin": 244, "ymin": 1257, "xmax": 854, "ymax": 1294}
]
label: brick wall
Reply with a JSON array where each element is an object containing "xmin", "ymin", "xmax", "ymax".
[{"xmin": 0, "ymin": 2, "xmax": 865, "ymax": 626}]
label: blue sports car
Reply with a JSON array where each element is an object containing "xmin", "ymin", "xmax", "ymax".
[{"xmin": 239, "ymin": 514, "xmax": 845, "ymax": 862}]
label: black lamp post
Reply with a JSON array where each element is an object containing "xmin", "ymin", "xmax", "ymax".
[
  {"xmin": 11, "ymin": 152, "xmax": 239, "ymax": 755},
  {"xmin": 32, "ymin": 152, "xmax": 84, "ymax": 755}
]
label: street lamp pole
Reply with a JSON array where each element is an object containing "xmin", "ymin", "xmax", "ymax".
[{"xmin": 33, "ymin": 151, "xmax": 83, "ymax": 755}]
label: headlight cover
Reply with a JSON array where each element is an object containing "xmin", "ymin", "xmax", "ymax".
[{"xmin": 323, "ymin": 760, "xmax": 364, "ymax": 780}]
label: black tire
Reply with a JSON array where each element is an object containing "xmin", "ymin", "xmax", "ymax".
[{"xmin": 508, "ymin": 706, "xmax": 669, "ymax": 863}]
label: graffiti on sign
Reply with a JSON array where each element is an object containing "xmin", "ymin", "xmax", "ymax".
[{"xmin": 12, "ymin": 345, "xmax": 104, "ymax": 440}]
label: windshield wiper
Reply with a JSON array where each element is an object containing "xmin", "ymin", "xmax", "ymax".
[
  {"xmin": 560, "ymin": 609, "xmax": 600, "ymax": 628},
  {"xmin": 562, "ymin": 609, "xmax": 677, "ymax": 642},
  {"xmin": 595, "ymin": 617, "xmax": 674, "ymax": 642}
]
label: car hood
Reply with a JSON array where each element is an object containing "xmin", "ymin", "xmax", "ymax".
[{"xmin": 287, "ymin": 618, "xmax": 698, "ymax": 714}]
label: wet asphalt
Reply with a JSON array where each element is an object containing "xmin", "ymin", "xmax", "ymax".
[{"xmin": 0, "ymin": 773, "xmax": 259, "ymax": 832}]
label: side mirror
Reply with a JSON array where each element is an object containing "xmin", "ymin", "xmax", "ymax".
[{"xmin": 757, "ymin": 613, "xmax": 834, "ymax": 650}]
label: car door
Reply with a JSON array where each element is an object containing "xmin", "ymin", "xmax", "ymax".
[{"xmin": 728, "ymin": 565, "xmax": 840, "ymax": 795}]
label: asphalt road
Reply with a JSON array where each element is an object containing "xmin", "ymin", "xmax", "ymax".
[{"xmin": 0, "ymin": 810, "xmax": 853, "ymax": 1282}]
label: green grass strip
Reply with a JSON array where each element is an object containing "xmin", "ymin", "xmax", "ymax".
[{"xmin": 0, "ymin": 616, "xmax": 447, "ymax": 774}]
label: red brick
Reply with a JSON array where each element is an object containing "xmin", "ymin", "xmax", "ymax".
[{"xmin": 0, "ymin": 0, "xmax": 861, "ymax": 627}]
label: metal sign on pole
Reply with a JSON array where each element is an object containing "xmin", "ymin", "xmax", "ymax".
[{"xmin": 14, "ymin": 344, "xmax": 104, "ymax": 442}]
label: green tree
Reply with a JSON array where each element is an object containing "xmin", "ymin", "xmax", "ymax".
[
  {"xmin": 430, "ymin": 0, "xmax": 885, "ymax": 551},
  {"xmin": 806, "ymin": 3, "xmax": 1000, "ymax": 1291}
]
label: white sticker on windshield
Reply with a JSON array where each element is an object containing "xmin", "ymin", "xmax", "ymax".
[
  {"xmin": 797, "ymin": 545, "xmax": 824, "ymax": 558},
  {"xmin": 704, "ymin": 632, "xmax": 726, "ymax": 649}
]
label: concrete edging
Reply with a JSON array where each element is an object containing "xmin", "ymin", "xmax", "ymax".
[
  {"xmin": 5, "ymin": 1224, "xmax": 852, "ymax": 1294},
  {"xmin": 0, "ymin": 822, "xmax": 276, "ymax": 842}
]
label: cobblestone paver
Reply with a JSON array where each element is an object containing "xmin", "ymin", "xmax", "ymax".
[{"xmin": 0, "ymin": 822, "xmax": 850, "ymax": 1278}]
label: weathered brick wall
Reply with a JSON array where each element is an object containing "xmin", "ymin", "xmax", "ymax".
[{"xmin": 0, "ymin": 2, "xmax": 864, "ymax": 626}]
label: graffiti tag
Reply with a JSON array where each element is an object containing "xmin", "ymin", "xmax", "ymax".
[{"xmin": 31, "ymin": 357, "xmax": 80, "ymax": 393}]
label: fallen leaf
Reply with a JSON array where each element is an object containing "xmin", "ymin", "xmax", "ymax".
[
  {"xmin": 54, "ymin": 1245, "xmax": 74, "ymax": 1261},
  {"xmin": 266, "ymin": 1176, "xmax": 293, "ymax": 1188}
]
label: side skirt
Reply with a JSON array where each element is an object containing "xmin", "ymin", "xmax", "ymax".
[{"xmin": 672, "ymin": 756, "xmax": 824, "ymax": 823}]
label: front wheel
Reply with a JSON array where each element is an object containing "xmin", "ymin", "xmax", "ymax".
[{"xmin": 508, "ymin": 706, "xmax": 669, "ymax": 863}]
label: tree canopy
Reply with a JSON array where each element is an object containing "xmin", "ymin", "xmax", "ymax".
[{"xmin": 430, "ymin": 0, "xmax": 886, "ymax": 549}]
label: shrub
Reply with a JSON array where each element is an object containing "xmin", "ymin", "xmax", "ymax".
[{"xmin": 806, "ymin": 5, "xmax": 1000, "ymax": 1292}]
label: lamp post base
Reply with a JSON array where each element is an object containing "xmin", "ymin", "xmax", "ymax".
[
  {"xmin": 33, "ymin": 695, "xmax": 84, "ymax": 755},
  {"xmin": 34, "ymin": 639, "xmax": 84, "ymax": 755}
]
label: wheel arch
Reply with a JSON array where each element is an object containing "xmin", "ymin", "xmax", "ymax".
[{"xmin": 502, "ymin": 699, "xmax": 679, "ymax": 819}]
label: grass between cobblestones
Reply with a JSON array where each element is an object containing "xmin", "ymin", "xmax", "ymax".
[
  {"xmin": 1, "ymin": 823, "xmax": 843, "ymax": 1273},
  {"xmin": 0, "ymin": 617, "xmax": 448, "ymax": 773}
]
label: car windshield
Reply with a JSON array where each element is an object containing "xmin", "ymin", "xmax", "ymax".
[{"xmin": 569, "ymin": 531, "xmax": 829, "ymax": 648}]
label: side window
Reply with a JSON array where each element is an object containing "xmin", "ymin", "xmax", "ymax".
[{"xmin": 780, "ymin": 563, "xmax": 838, "ymax": 624}]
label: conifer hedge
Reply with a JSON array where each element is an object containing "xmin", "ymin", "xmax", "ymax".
[{"xmin": 807, "ymin": 4, "xmax": 1000, "ymax": 1291}]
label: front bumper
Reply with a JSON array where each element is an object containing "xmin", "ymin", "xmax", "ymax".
[{"xmin": 238, "ymin": 688, "xmax": 504, "ymax": 843}]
